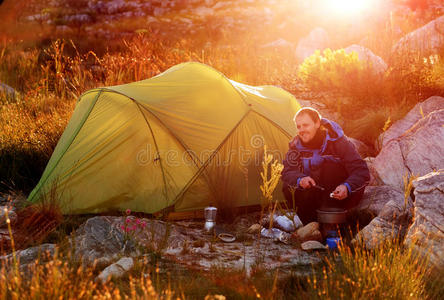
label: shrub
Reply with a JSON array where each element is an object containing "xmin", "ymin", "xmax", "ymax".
[{"xmin": 297, "ymin": 48, "xmax": 383, "ymax": 107}]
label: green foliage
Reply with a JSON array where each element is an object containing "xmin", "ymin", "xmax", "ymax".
[
  {"xmin": 343, "ymin": 108, "xmax": 390, "ymax": 150},
  {"xmin": 298, "ymin": 48, "xmax": 382, "ymax": 103},
  {"xmin": 298, "ymin": 47, "xmax": 444, "ymax": 145}
]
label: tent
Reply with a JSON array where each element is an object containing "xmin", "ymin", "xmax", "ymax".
[{"xmin": 27, "ymin": 62, "xmax": 300, "ymax": 216}]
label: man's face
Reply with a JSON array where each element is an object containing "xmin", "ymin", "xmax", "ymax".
[{"xmin": 295, "ymin": 113, "xmax": 321, "ymax": 144}]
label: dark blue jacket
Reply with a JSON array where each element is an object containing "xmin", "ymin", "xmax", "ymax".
[{"xmin": 282, "ymin": 118, "xmax": 370, "ymax": 195}]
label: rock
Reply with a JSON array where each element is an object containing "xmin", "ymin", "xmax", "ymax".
[
  {"xmin": 72, "ymin": 216, "xmax": 136, "ymax": 268},
  {"xmin": 0, "ymin": 207, "xmax": 16, "ymax": 227},
  {"xmin": 246, "ymin": 223, "xmax": 262, "ymax": 234},
  {"xmin": 0, "ymin": 83, "xmax": 16, "ymax": 101},
  {"xmin": 70, "ymin": 215, "xmax": 324, "ymax": 278},
  {"xmin": 153, "ymin": 7, "xmax": 167, "ymax": 16},
  {"xmin": 392, "ymin": 15, "xmax": 444, "ymax": 58},
  {"xmin": 140, "ymin": 216, "xmax": 322, "ymax": 277},
  {"xmin": 301, "ymin": 240, "xmax": 327, "ymax": 251},
  {"xmin": 261, "ymin": 38, "xmax": 293, "ymax": 49},
  {"xmin": 405, "ymin": 170, "xmax": 444, "ymax": 269},
  {"xmin": 0, "ymin": 243, "xmax": 56, "ymax": 265},
  {"xmin": 96, "ymin": 257, "xmax": 134, "ymax": 283},
  {"xmin": 355, "ymin": 195, "xmax": 413, "ymax": 249},
  {"xmin": 55, "ymin": 25, "xmax": 72, "ymax": 34},
  {"xmin": 348, "ymin": 137, "xmax": 372, "ymax": 158},
  {"xmin": 62, "ymin": 14, "xmax": 93, "ymax": 24},
  {"xmin": 25, "ymin": 13, "xmax": 50, "ymax": 22},
  {"xmin": 344, "ymin": 44, "xmax": 388, "ymax": 75},
  {"xmin": 364, "ymin": 157, "xmax": 384, "ymax": 186},
  {"xmin": 146, "ymin": 16, "xmax": 158, "ymax": 23},
  {"xmin": 296, "ymin": 222, "xmax": 322, "ymax": 242},
  {"xmin": 192, "ymin": 7, "xmax": 214, "ymax": 17},
  {"xmin": 376, "ymin": 96, "xmax": 444, "ymax": 151},
  {"xmin": 373, "ymin": 109, "xmax": 444, "ymax": 191},
  {"xmin": 88, "ymin": 0, "xmax": 133, "ymax": 15},
  {"xmin": 355, "ymin": 185, "xmax": 405, "ymax": 217},
  {"xmin": 295, "ymin": 27, "xmax": 330, "ymax": 62}
]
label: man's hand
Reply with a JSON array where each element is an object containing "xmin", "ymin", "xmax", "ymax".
[
  {"xmin": 331, "ymin": 184, "xmax": 348, "ymax": 200},
  {"xmin": 299, "ymin": 176, "xmax": 316, "ymax": 189}
]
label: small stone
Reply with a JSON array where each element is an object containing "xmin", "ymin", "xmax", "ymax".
[
  {"xmin": 246, "ymin": 223, "xmax": 262, "ymax": 234},
  {"xmin": 296, "ymin": 222, "xmax": 322, "ymax": 242},
  {"xmin": 96, "ymin": 257, "xmax": 134, "ymax": 283},
  {"xmin": 301, "ymin": 240, "xmax": 327, "ymax": 251}
]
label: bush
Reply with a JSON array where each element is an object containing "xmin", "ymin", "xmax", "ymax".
[{"xmin": 297, "ymin": 48, "xmax": 383, "ymax": 107}]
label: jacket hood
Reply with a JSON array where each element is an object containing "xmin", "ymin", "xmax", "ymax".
[{"xmin": 290, "ymin": 118, "xmax": 344, "ymax": 152}]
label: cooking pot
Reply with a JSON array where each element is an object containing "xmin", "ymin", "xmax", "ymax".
[{"xmin": 316, "ymin": 208, "xmax": 347, "ymax": 224}]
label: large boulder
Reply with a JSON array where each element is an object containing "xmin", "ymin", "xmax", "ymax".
[
  {"xmin": 261, "ymin": 38, "xmax": 294, "ymax": 49},
  {"xmin": 355, "ymin": 195, "xmax": 413, "ymax": 249},
  {"xmin": 355, "ymin": 185, "xmax": 405, "ymax": 217},
  {"xmin": 404, "ymin": 170, "xmax": 444, "ymax": 270},
  {"xmin": 364, "ymin": 157, "xmax": 384, "ymax": 186},
  {"xmin": 373, "ymin": 109, "xmax": 444, "ymax": 191},
  {"xmin": 344, "ymin": 44, "xmax": 388, "ymax": 76},
  {"xmin": 72, "ymin": 216, "xmax": 137, "ymax": 268},
  {"xmin": 295, "ymin": 27, "xmax": 330, "ymax": 62},
  {"xmin": 348, "ymin": 137, "xmax": 372, "ymax": 159},
  {"xmin": 0, "ymin": 243, "xmax": 56, "ymax": 266},
  {"xmin": 376, "ymin": 96, "xmax": 444, "ymax": 151},
  {"xmin": 392, "ymin": 15, "xmax": 444, "ymax": 58}
]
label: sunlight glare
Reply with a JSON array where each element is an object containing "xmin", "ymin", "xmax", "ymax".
[{"xmin": 324, "ymin": 0, "xmax": 371, "ymax": 15}]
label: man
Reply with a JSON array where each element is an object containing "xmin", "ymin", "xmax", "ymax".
[{"xmin": 282, "ymin": 107, "xmax": 370, "ymax": 225}]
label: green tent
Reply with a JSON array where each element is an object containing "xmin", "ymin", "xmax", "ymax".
[{"xmin": 28, "ymin": 62, "xmax": 300, "ymax": 216}]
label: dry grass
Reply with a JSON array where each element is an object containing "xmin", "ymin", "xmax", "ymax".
[
  {"xmin": 0, "ymin": 232, "xmax": 442, "ymax": 299},
  {"xmin": 0, "ymin": 253, "xmax": 174, "ymax": 299},
  {"xmin": 304, "ymin": 237, "xmax": 444, "ymax": 300}
]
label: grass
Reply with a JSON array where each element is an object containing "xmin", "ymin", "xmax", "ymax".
[
  {"xmin": 1, "ymin": 228, "xmax": 443, "ymax": 299},
  {"xmin": 1, "ymin": 1, "xmax": 444, "ymax": 298},
  {"xmin": 304, "ymin": 237, "xmax": 444, "ymax": 300}
]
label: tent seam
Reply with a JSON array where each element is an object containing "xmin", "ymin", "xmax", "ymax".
[
  {"xmin": 136, "ymin": 104, "xmax": 203, "ymax": 167},
  {"xmin": 28, "ymin": 89, "xmax": 103, "ymax": 202},
  {"xmin": 134, "ymin": 102, "xmax": 170, "ymax": 205},
  {"xmin": 172, "ymin": 110, "xmax": 252, "ymax": 208},
  {"xmin": 186, "ymin": 62, "xmax": 251, "ymax": 107},
  {"xmin": 76, "ymin": 89, "xmax": 102, "ymax": 104},
  {"xmin": 250, "ymin": 110, "xmax": 293, "ymax": 139},
  {"xmin": 96, "ymin": 88, "xmax": 203, "ymax": 167}
]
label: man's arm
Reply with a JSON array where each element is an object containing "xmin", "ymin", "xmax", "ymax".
[
  {"xmin": 336, "ymin": 137, "xmax": 370, "ymax": 195},
  {"xmin": 281, "ymin": 147, "xmax": 306, "ymax": 187}
]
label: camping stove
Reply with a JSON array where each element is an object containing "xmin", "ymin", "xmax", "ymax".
[{"xmin": 204, "ymin": 206, "xmax": 217, "ymax": 233}]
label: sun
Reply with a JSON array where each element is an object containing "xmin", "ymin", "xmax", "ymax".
[{"xmin": 324, "ymin": 0, "xmax": 371, "ymax": 15}]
